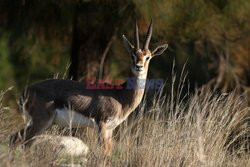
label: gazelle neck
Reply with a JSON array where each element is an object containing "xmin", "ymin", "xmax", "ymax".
[{"xmin": 119, "ymin": 68, "xmax": 148, "ymax": 117}]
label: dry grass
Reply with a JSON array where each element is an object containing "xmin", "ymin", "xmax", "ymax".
[{"xmin": 0, "ymin": 84, "xmax": 249, "ymax": 166}]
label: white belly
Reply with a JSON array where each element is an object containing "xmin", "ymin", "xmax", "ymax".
[{"xmin": 54, "ymin": 108, "xmax": 96, "ymax": 128}]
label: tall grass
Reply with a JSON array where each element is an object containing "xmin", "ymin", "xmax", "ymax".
[{"xmin": 0, "ymin": 82, "xmax": 249, "ymax": 166}]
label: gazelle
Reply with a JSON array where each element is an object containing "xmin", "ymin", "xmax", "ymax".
[{"xmin": 10, "ymin": 20, "xmax": 168, "ymax": 156}]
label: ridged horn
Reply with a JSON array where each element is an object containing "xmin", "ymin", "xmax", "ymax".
[
  {"xmin": 144, "ymin": 19, "xmax": 153, "ymax": 50},
  {"xmin": 134, "ymin": 20, "xmax": 140, "ymax": 50}
]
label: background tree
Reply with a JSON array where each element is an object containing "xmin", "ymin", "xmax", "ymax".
[
  {"xmin": 0, "ymin": 0, "xmax": 249, "ymax": 102},
  {"xmin": 69, "ymin": 1, "xmax": 136, "ymax": 80}
]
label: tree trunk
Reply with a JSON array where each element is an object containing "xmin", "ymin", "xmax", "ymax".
[
  {"xmin": 69, "ymin": 17, "xmax": 111, "ymax": 81},
  {"xmin": 69, "ymin": 3, "xmax": 118, "ymax": 81}
]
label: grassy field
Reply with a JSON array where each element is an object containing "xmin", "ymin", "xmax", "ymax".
[{"xmin": 0, "ymin": 85, "xmax": 249, "ymax": 166}]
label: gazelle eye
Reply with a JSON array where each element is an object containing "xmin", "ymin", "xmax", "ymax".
[{"xmin": 146, "ymin": 57, "xmax": 150, "ymax": 61}]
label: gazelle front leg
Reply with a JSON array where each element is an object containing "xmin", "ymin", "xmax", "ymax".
[{"xmin": 98, "ymin": 121, "xmax": 113, "ymax": 156}]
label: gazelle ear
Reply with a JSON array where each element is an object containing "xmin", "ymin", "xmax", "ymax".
[
  {"xmin": 123, "ymin": 35, "xmax": 134, "ymax": 53},
  {"xmin": 152, "ymin": 44, "xmax": 168, "ymax": 57}
]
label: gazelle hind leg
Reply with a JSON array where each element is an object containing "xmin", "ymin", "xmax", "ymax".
[{"xmin": 10, "ymin": 101, "xmax": 56, "ymax": 148}]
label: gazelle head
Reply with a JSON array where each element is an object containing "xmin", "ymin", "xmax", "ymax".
[{"xmin": 123, "ymin": 20, "xmax": 168, "ymax": 77}]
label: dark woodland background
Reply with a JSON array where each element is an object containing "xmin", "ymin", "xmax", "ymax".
[{"xmin": 0, "ymin": 0, "xmax": 250, "ymax": 106}]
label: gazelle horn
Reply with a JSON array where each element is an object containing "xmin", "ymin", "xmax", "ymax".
[
  {"xmin": 144, "ymin": 19, "xmax": 153, "ymax": 50},
  {"xmin": 134, "ymin": 20, "xmax": 140, "ymax": 50}
]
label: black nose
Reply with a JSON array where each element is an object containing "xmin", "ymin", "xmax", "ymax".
[{"xmin": 136, "ymin": 65, "xmax": 143, "ymax": 70}]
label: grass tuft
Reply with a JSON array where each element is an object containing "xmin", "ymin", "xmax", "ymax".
[{"xmin": 0, "ymin": 84, "xmax": 249, "ymax": 166}]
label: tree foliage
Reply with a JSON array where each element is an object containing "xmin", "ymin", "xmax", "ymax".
[{"xmin": 0, "ymin": 0, "xmax": 249, "ymax": 94}]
